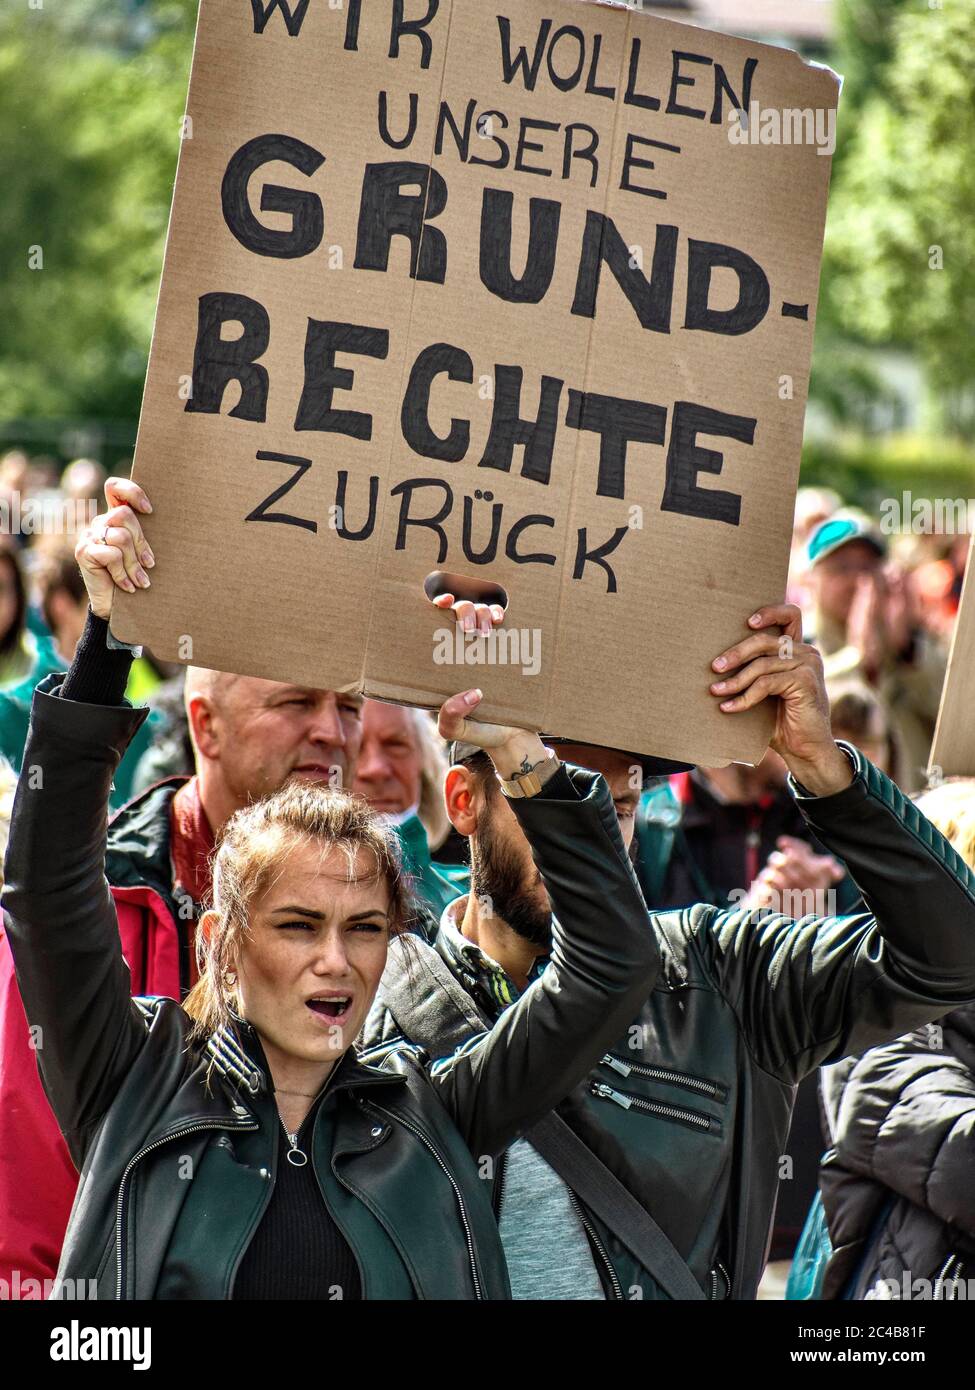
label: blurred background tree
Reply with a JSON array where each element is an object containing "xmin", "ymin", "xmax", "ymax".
[
  {"xmin": 832, "ymin": 0, "xmax": 916, "ymax": 122},
  {"xmin": 0, "ymin": 0, "xmax": 196, "ymax": 454},
  {"xmin": 810, "ymin": 0, "xmax": 975, "ymax": 445},
  {"xmin": 0, "ymin": 0, "xmax": 973, "ymax": 481}
]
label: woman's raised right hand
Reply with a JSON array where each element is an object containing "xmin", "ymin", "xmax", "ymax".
[{"xmin": 75, "ymin": 477, "xmax": 155, "ymax": 620}]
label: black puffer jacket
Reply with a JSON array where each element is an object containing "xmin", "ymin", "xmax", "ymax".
[{"xmin": 820, "ymin": 1006, "xmax": 975, "ymax": 1299}]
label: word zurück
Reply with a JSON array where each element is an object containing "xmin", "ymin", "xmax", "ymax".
[{"xmin": 50, "ymin": 1321, "xmax": 151, "ymax": 1372}]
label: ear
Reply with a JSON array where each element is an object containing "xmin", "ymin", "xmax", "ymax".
[
  {"xmin": 187, "ymin": 693, "xmax": 220, "ymax": 761},
  {"xmin": 444, "ymin": 765, "xmax": 480, "ymax": 839},
  {"xmin": 198, "ymin": 909, "xmax": 220, "ymax": 951}
]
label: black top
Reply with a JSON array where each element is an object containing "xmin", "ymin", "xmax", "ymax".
[
  {"xmin": 60, "ymin": 611, "xmax": 134, "ymax": 705},
  {"xmin": 233, "ymin": 1098, "xmax": 363, "ymax": 1301}
]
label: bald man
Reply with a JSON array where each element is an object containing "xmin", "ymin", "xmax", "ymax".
[{"xmin": 0, "ymin": 638, "xmax": 368, "ymax": 1289}]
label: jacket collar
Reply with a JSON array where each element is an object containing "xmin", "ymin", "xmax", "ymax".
[
  {"xmin": 169, "ymin": 778, "xmax": 216, "ymax": 908},
  {"xmin": 434, "ymin": 899, "xmax": 547, "ymax": 1021},
  {"xmin": 206, "ymin": 1018, "xmax": 405, "ymax": 1098},
  {"xmin": 206, "ymin": 1021, "xmax": 266, "ymax": 1095}
]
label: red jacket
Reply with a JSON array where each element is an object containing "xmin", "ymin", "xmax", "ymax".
[{"xmin": 0, "ymin": 777, "xmax": 199, "ymax": 1290}]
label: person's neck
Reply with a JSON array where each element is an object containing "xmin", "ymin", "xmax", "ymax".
[
  {"xmin": 458, "ymin": 894, "xmax": 542, "ymax": 994},
  {"xmin": 195, "ymin": 765, "xmax": 245, "ymax": 838},
  {"xmin": 261, "ymin": 1036, "xmax": 341, "ymax": 1134}
]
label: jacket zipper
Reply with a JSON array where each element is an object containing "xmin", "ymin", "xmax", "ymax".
[
  {"xmin": 935, "ymin": 1255, "xmax": 964, "ymax": 1299},
  {"xmin": 115, "ymin": 1116, "xmax": 256, "ymax": 1300},
  {"xmin": 495, "ymin": 1144, "xmax": 623, "ymax": 1301},
  {"xmin": 710, "ymin": 1260, "xmax": 730, "ymax": 1300},
  {"xmin": 567, "ymin": 1189, "xmax": 624, "ymax": 1301},
  {"xmin": 591, "ymin": 1081, "xmax": 716, "ymax": 1133},
  {"xmin": 601, "ymin": 1053, "xmax": 727, "ymax": 1102},
  {"xmin": 370, "ymin": 1104, "xmax": 483, "ymax": 1300},
  {"xmin": 492, "ymin": 1149, "xmax": 508, "ymax": 1218}
]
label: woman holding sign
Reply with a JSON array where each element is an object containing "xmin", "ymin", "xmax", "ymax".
[{"xmin": 0, "ymin": 479, "xmax": 657, "ymax": 1300}]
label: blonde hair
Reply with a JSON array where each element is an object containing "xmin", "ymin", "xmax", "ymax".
[
  {"xmin": 183, "ymin": 781, "xmax": 408, "ymax": 1039},
  {"xmin": 914, "ymin": 780, "xmax": 975, "ymax": 874}
]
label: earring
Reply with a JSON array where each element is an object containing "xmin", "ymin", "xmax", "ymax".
[{"xmin": 223, "ymin": 970, "xmax": 237, "ymax": 988}]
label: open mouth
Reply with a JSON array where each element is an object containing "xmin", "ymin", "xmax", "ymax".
[{"xmin": 306, "ymin": 995, "xmax": 352, "ymax": 1022}]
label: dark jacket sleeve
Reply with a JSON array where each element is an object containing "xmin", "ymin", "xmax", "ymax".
[
  {"xmin": 829, "ymin": 1030, "xmax": 975, "ymax": 1241},
  {"xmin": 1, "ymin": 678, "xmax": 151, "ymax": 1147},
  {"xmin": 691, "ymin": 744, "xmax": 975, "ymax": 1084},
  {"xmin": 425, "ymin": 763, "xmax": 660, "ymax": 1159}
]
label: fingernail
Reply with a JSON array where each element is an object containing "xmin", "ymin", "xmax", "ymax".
[
  {"xmin": 749, "ymin": 613, "xmax": 762, "ymax": 626},
  {"xmin": 135, "ymin": 568, "xmax": 150, "ymax": 588},
  {"xmin": 713, "ymin": 656, "xmax": 727, "ymax": 670},
  {"xmin": 462, "ymin": 615, "xmax": 474, "ymax": 632},
  {"xmin": 141, "ymin": 550, "xmax": 154, "ymax": 569},
  {"xmin": 464, "ymin": 689, "xmax": 481, "ymax": 706},
  {"xmin": 712, "ymin": 681, "xmax": 726, "ymax": 692},
  {"xmin": 123, "ymin": 578, "xmax": 136, "ymax": 592},
  {"xmin": 720, "ymin": 700, "xmax": 735, "ymax": 711}
]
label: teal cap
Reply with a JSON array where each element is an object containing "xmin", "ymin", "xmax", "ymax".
[{"xmin": 807, "ymin": 511, "xmax": 886, "ymax": 568}]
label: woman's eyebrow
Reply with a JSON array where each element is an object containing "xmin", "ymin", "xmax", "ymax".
[
  {"xmin": 346, "ymin": 910, "xmax": 391, "ymax": 923},
  {"xmin": 269, "ymin": 905, "xmax": 326, "ymax": 920}
]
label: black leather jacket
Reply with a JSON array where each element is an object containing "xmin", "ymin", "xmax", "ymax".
[
  {"xmin": 1, "ymin": 679, "xmax": 657, "ymax": 1299},
  {"xmin": 819, "ymin": 1005, "xmax": 975, "ymax": 1299},
  {"xmin": 365, "ymin": 747, "xmax": 975, "ymax": 1299}
]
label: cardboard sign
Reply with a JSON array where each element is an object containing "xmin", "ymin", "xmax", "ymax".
[
  {"xmin": 112, "ymin": 0, "xmax": 839, "ymax": 765},
  {"xmin": 929, "ymin": 532, "xmax": 975, "ymax": 779}
]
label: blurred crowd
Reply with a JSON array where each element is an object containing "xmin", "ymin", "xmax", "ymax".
[{"xmin": 0, "ymin": 447, "xmax": 972, "ymax": 1301}]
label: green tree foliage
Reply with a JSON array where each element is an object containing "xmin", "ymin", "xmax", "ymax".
[
  {"xmin": 821, "ymin": 3, "xmax": 975, "ymax": 434},
  {"xmin": 0, "ymin": 2, "xmax": 195, "ymax": 427},
  {"xmin": 833, "ymin": 0, "xmax": 919, "ymax": 121}
]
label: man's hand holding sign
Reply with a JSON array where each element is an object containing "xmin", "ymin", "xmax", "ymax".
[{"xmin": 710, "ymin": 605, "xmax": 853, "ymax": 797}]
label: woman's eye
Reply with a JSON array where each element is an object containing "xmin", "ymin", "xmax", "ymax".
[
  {"xmin": 280, "ymin": 920, "xmax": 314, "ymax": 932},
  {"xmin": 350, "ymin": 922, "xmax": 384, "ymax": 934}
]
